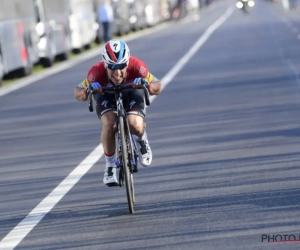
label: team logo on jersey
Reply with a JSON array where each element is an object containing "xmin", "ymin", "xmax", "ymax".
[
  {"xmin": 145, "ymin": 72, "xmax": 154, "ymax": 83},
  {"xmin": 88, "ymin": 73, "xmax": 95, "ymax": 82},
  {"xmin": 139, "ymin": 66, "xmax": 147, "ymax": 77}
]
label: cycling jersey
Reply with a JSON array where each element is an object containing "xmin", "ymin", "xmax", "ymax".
[{"xmin": 78, "ymin": 56, "xmax": 158, "ymax": 88}]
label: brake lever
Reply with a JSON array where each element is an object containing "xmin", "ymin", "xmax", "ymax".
[
  {"xmin": 143, "ymin": 84, "xmax": 150, "ymax": 106},
  {"xmin": 88, "ymin": 85, "xmax": 94, "ymax": 112}
]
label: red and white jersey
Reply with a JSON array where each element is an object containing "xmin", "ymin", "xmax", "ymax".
[{"xmin": 79, "ymin": 56, "xmax": 157, "ymax": 88}]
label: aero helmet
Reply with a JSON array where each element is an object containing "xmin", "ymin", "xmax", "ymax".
[{"xmin": 102, "ymin": 40, "xmax": 130, "ymax": 68}]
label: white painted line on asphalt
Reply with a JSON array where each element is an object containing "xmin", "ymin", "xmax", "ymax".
[
  {"xmin": 0, "ymin": 22, "xmax": 170, "ymax": 97},
  {"xmin": 0, "ymin": 7, "xmax": 233, "ymax": 250},
  {"xmin": 152, "ymin": 7, "xmax": 234, "ymax": 102}
]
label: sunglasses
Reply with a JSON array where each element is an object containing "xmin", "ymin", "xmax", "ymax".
[{"xmin": 107, "ymin": 63, "xmax": 127, "ymax": 70}]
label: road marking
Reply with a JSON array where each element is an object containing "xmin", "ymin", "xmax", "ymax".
[{"xmin": 0, "ymin": 7, "xmax": 233, "ymax": 250}]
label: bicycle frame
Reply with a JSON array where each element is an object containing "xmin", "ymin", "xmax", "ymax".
[{"xmin": 114, "ymin": 90, "xmax": 138, "ymax": 179}]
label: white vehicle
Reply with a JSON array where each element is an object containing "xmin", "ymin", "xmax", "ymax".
[
  {"xmin": 69, "ymin": 0, "xmax": 97, "ymax": 53},
  {"xmin": 0, "ymin": 0, "xmax": 40, "ymax": 85},
  {"xmin": 126, "ymin": 0, "xmax": 148, "ymax": 31},
  {"xmin": 144, "ymin": 0, "xmax": 163, "ymax": 27},
  {"xmin": 111, "ymin": 0, "xmax": 131, "ymax": 36},
  {"xmin": 34, "ymin": 0, "xmax": 71, "ymax": 67},
  {"xmin": 92, "ymin": 0, "xmax": 103, "ymax": 44}
]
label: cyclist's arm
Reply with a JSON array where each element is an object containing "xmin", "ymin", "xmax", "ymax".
[
  {"xmin": 148, "ymin": 79, "xmax": 162, "ymax": 95},
  {"xmin": 74, "ymin": 86, "xmax": 88, "ymax": 101},
  {"xmin": 74, "ymin": 79, "xmax": 89, "ymax": 101},
  {"xmin": 74, "ymin": 64, "xmax": 104, "ymax": 101},
  {"xmin": 145, "ymin": 71, "xmax": 162, "ymax": 95}
]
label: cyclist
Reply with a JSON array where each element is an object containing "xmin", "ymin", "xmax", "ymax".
[{"xmin": 74, "ymin": 40, "xmax": 162, "ymax": 186}]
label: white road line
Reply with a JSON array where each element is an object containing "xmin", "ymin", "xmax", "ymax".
[{"xmin": 0, "ymin": 7, "xmax": 233, "ymax": 250}]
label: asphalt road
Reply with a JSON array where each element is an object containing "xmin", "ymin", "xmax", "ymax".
[{"xmin": 1, "ymin": 0, "xmax": 300, "ymax": 249}]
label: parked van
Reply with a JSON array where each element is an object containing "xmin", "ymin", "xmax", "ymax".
[
  {"xmin": 0, "ymin": 0, "xmax": 40, "ymax": 84},
  {"xmin": 144, "ymin": 0, "xmax": 163, "ymax": 27},
  {"xmin": 69, "ymin": 0, "xmax": 97, "ymax": 53},
  {"xmin": 126, "ymin": 0, "xmax": 147, "ymax": 31},
  {"xmin": 111, "ymin": 0, "xmax": 130, "ymax": 36},
  {"xmin": 92, "ymin": 0, "xmax": 103, "ymax": 44},
  {"xmin": 34, "ymin": 0, "xmax": 71, "ymax": 67}
]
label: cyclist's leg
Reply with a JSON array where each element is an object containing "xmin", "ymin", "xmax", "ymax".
[
  {"xmin": 125, "ymin": 89, "xmax": 152, "ymax": 166},
  {"xmin": 95, "ymin": 93, "xmax": 119, "ymax": 185},
  {"xmin": 124, "ymin": 89, "xmax": 146, "ymax": 136}
]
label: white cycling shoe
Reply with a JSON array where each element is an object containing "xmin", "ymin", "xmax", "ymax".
[
  {"xmin": 137, "ymin": 139, "xmax": 152, "ymax": 167},
  {"xmin": 103, "ymin": 165, "xmax": 119, "ymax": 187}
]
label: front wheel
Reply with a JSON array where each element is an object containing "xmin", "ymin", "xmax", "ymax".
[
  {"xmin": 119, "ymin": 116, "xmax": 134, "ymax": 213},
  {"xmin": 130, "ymin": 173, "xmax": 135, "ymax": 204}
]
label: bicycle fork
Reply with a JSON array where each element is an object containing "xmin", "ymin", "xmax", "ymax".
[{"xmin": 115, "ymin": 133, "xmax": 138, "ymax": 188}]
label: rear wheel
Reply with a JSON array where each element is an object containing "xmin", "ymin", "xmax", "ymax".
[{"xmin": 119, "ymin": 116, "xmax": 134, "ymax": 213}]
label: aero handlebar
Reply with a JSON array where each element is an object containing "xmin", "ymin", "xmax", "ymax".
[{"xmin": 88, "ymin": 82, "xmax": 150, "ymax": 112}]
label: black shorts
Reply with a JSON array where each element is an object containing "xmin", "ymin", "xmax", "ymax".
[{"xmin": 94, "ymin": 89, "xmax": 146, "ymax": 119}]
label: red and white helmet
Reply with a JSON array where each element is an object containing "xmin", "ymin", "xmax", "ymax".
[{"xmin": 102, "ymin": 40, "xmax": 130, "ymax": 67}]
